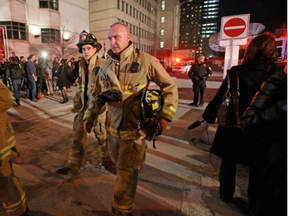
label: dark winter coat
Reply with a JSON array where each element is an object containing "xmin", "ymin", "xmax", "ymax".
[
  {"xmin": 56, "ymin": 64, "xmax": 69, "ymax": 89},
  {"xmin": 202, "ymin": 60, "xmax": 283, "ymax": 166},
  {"xmin": 241, "ymin": 70, "xmax": 287, "ymax": 164}
]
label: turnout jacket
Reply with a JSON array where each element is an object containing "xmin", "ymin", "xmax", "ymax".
[
  {"xmin": 0, "ymin": 82, "xmax": 19, "ymax": 166},
  {"xmin": 72, "ymin": 53, "xmax": 105, "ymax": 113},
  {"xmin": 84, "ymin": 42, "xmax": 178, "ymax": 140}
]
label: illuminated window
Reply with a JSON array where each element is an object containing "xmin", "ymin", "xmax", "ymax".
[
  {"xmin": 161, "ymin": 17, "xmax": 165, "ymax": 23},
  {"xmin": 160, "ymin": 41, "xmax": 164, "ymax": 48},
  {"xmin": 161, "ymin": 1, "xmax": 165, "ymax": 11},
  {"xmin": 160, "ymin": 29, "xmax": 164, "ymax": 36}
]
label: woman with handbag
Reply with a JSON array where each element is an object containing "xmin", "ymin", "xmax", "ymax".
[
  {"xmin": 202, "ymin": 33, "xmax": 284, "ymax": 212},
  {"xmin": 56, "ymin": 58, "xmax": 69, "ymax": 103}
]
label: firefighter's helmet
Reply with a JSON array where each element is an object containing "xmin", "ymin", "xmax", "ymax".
[
  {"xmin": 76, "ymin": 30, "xmax": 98, "ymax": 53},
  {"xmin": 139, "ymin": 89, "xmax": 163, "ymax": 125}
]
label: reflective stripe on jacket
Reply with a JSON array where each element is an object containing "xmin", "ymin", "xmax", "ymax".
[
  {"xmin": 72, "ymin": 53, "xmax": 106, "ymax": 114},
  {"xmin": 0, "ymin": 82, "xmax": 19, "ymax": 165},
  {"xmin": 84, "ymin": 42, "xmax": 178, "ymax": 139}
]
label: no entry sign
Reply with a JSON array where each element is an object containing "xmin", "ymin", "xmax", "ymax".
[{"xmin": 221, "ymin": 14, "xmax": 250, "ymax": 40}]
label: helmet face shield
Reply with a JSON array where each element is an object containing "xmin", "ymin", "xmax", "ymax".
[{"xmin": 76, "ymin": 30, "xmax": 98, "ymax": 53}]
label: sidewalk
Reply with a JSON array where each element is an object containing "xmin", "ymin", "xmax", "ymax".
[{"xmin": 0, "ymin": 82, "xmax": 249, "ymax": 216}]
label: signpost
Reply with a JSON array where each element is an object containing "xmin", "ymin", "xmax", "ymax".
[{"xmin": 220, "ymin": 14, "xmax": 250, "ymax": 78}]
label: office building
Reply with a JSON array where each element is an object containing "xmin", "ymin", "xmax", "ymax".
[
  {"xmin": 0, "ymin": 0, "xmax": 89, "ymax": 60},
  {"xmin": 89, "ymin": 0, "xmax": 160, "ymax": 56}
]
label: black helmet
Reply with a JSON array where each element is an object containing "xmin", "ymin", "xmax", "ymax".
[
  {"xmin": 96, "ymin": 42, "xmax": 102, "ymax": 52},
  {"xmin": 139, "ymin": 89, "xmax": 163, "ymax": 125},
  {"xmin": 76, "ymin": 30, "xmax": 98, "ymax": 53}
]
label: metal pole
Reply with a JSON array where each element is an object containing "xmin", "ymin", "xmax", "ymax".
[{"xmin": 229, "ymin": 39, "xmax": 234, "ymax": 68}]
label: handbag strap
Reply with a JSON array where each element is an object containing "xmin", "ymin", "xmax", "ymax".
[{"xmin": 226, "ymin": 67, "xmax": 240, "ymax": 97}]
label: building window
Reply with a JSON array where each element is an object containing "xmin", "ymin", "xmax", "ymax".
[
  {"xmin": 0, "ymin": 21, "xmax": 28, "ymax": 40},
  {"xmin": 160, "ymin": 41, "xmax": 164, "ymax": 48},
  {"xmin": 117, "ymin": 0, "xmax": 120, "ymax": 9},
  {"xmin": 161, "ymin": 16, "xmax": 165, "ymax": 23},
  {"xmin": 39, "ymin": 0, "xmax": 59, "ymax": 11},
  {"xmin": 160, "ymin": 29, "xmax": 164, "ymax": 36},
  {"xmin": 41, "ymin": 28, "xmax": 60, "ymax": 43},
  {"xmin": 122, "ymin": 1, "xmax": 124, "ymax": 11},
  {"xmin": 161, "ymin": 1, "xmax": 165, "ymax": 11}
]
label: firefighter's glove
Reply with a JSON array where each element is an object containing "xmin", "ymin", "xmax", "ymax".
[
  {"xmin": 97, "ymin": 90, "xmax": 123, "ymax": 103},
  {"xmin": 145, "ymin": 119, "xmax": 162, "ymax": 142}
]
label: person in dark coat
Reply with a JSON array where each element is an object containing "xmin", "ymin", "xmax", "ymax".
[
  {"xmin": 188, "ymin": 55, "xmax": 212, "ymax": 106},
  {"xmin": 202, "ymin": 33, "xmax": 283, "ymax": 211},
  {"xmin": 241, "ymin": 68, "xmax": 287, "ymax": 216},
  {"xmin": 56, "ymin": 58, "xmax": 69, "ymax": 103}
]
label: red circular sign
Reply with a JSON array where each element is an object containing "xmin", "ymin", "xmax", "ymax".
[{"xmin": 224, "ymin": 18, "xmax": 246, "ymax": 38}]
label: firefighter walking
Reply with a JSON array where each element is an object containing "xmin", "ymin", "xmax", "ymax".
[
  {"xmin": 56, "ymin": 30, "xmax": 110, "ymax": 175},
  {"xmin": 83, "ymin": 22, "xmax": 178, "ymax": 216},
  {"xmin": 0, "ymin": 81, "xmax": 28, "ymax": 216}
]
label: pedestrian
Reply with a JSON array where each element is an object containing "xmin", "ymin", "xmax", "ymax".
[
  {"xmin": 1, "ymin": 57, "xmax": 9, "ymax": 86},
  {"xmin": 202, "ymin": 33, "xmax": 283, "ymax": 211},
  {"xmin": 55, "ymin": 58, "xmax": 69, "ymax": 103},
  {"xmin": 52, "ymin": 57, "xmax": 60, "ymax": 91},
  {"xmin": 56, "ymin": 30, "xmax": 109, "ymax": 175},
  {"xmin": 6, "ymin": 57, "xmax": 25, "ymax": 106},
  {"xmin": 66, "ymin": 59, "xmax": 73, "ymax": 93},
  {"xmin": 44, "ymin": 55, "xmax": 54, "ymax": 95},
  {"xmin": 0, "ymin": 81, "xmax": 29, "ymax": 216},
  {"xmin": 241, "ymin": 67, "xmax": 287, "ymax": 216},
  {"xmin": 26, "ymin": 54, "xmax": 38, "ymax": 102},
  {"xmin": 36, "ymin": 57, "xmax": 45, "ymax": 100},
  {"xmin": 188, "ymin": 55, "xmax": 212, "ymax": 106},
  {"xmin": 20, "ymin": 56, "xmax": 29, "ymax": 99},
  {"xmin": 12, "ymin": 51, "xmax": 20, "ymax": 62},
  {"xmin": 83, "ymin": 22, "xmax": 178, "ymax": 216}
]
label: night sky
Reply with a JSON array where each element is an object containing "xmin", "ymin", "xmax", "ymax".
[{"xmin": 218, "ymin": 0, "xmax": 287, "ymax": 33}]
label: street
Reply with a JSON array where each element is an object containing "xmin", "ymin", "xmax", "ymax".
[{"xmin": 1, "ymin": 71, "xmax": 249, "ymax": 216}]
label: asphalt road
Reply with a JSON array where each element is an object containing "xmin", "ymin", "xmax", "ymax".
[{"xmin": 0, "ymin": 72, "xmax": 249, "ymax": 216}]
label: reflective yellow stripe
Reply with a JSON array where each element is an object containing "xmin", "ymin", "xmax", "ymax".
[
  {"xmin": 4, "ymin": 192, "xmax": 26, "ymax": 212},
  {"xmin": 167, "ymin": 105, "xmax": 176, "ymax": 113},
  {"xmin": 83, "ymin": 110, "xmax": 92, "ymax": 120},
  {"xmin": 113, "ymin": 201, "xmax": 133, "ymax": 213},
  {"xmin": 161, "ymin": 108, "xmax": 174, "ymax": 119},
  {"xmin": 122, "ymin": 84, "xmax": 146, "ymax": 95},
  {"xmin": 119, "ymin": 130, "xmax": 144, "ymax": 140},
  {"xmin": 109, "ymin": 127, "xmax": 119, "ymax": 138},
  {"xmin": 68, "ymin": 157, "xmax": 82, "ymax": 164},
  {"xmin": 101, "ymin": 86, "xmax": 120, "ymax": 92},
  {"xmin": 0, "ymin": 135, "xmax": 16, "ymax": 161}
]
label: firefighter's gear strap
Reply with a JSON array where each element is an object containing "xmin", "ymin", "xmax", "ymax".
[{"xmin": 144, "ymin": 117, "xmax": 162, "ymax": 149}]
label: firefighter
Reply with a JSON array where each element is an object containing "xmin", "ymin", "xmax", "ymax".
[
  {"xmin": 83, "ymin": 22, "xmax": 178, "ymax": 216},
  {"xmin": 56, "ymin": 30, "xmax": 110, "ymax": 175},
  {"xmin": 0, "ymin": 81, "xmax": 28, "ymax": 216}
]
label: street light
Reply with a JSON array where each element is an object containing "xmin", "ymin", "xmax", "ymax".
[{"xmin": 171, "ymin": 0, "xmax": 193, "ymax": 60}]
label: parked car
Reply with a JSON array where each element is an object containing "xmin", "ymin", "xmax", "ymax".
[{"xmin": 171, "ymin": 62, "xmax": 191, "ymax": 73}]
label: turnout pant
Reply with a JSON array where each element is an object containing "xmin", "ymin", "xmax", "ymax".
[
  {"xmin": 0, "ymin": 160, "xmax": 27, "ymax": 216},
  {"xmin": 107, "ymin": 135, "xmax": 147, "ymax": 215},
  {"xmin": 66, "ymin": 110, "xmax": 108, "ymax": 171},
  {"xmin": 192, "ymin": 79, "xmax": 206, "ymax": 105}
]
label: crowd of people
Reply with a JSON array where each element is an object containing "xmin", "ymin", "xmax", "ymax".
[
  {"xmin": 0, "ymin": 53, "xmax": 81, "ymax": 105},
  {"xmin": 0, "ymin": 24, "xmax": 286, "ymax": 216}
]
